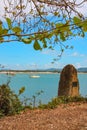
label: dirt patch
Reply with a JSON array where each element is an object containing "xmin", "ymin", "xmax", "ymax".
[{"xmin": 0, "ymin": 102, "xmax": 87, "ymax": 130}]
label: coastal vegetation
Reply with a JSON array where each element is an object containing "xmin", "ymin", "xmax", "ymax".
[
  {"xmin": 0, "ymin": 81, "xmax": 87, "ymax": 118},
  {"xmin": 0, "ymin": 84, "xmax": 23, "ymax": 117},
  {"xmin": 38, "ymin": 96, "xmax": 87, "ymax": 109}
]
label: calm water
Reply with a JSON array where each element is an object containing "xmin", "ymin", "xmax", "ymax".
[{"xmin": 0, "ymin": 73, "xmax": 87, "ymax": 104}]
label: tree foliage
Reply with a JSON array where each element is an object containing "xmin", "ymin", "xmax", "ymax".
[{"xmin": 0, "ymin": 0, "xmax": 87, "ymax": 56}]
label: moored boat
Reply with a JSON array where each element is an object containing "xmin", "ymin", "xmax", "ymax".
[{"xmin": 30, "ymin": 75, "xmax": 40, "ymax": 78}]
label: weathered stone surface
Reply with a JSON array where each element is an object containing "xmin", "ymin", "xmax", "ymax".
[{"xmin": 58, "ymin": 64, "xmax": 79, "ymax": 97}]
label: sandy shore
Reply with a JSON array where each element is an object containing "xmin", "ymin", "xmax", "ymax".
[
  {"xmin": 0, "ymin": 102, "xmax": 87, "ymax": 130},
  {"xmin": 0, "ymin": 71, "xmax": 59, "ymax": 75},
  {"xmin": 0, "ymin": 71, "xmax": 87, "ymax": 75}
]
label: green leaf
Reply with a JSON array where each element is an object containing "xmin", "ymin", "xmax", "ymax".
[
  {"xmin": 56, "ymin": 23, "xmax": 64, "ymax": 28},
  {"xmin": 33, "ymin": 40, "xmax": 41, "ymax": 50},
  {"xmin": 47, "ymin": 32, "xmax": 53, "ymax": 39},
  {"xmin": 42, "ymin": 39, "xmax": 47, "ymax": 48},
  {"xmin": 0, "ymin": 37, "xmax": 4, "ymax": 43},
  {"xmin": 2, "ymin": 29, "xmax": 8, "ymax": 35},
  {"xmin": 73, "ymin": 17, "xmax": 81, "ymax": 26},
  {"xmin": 54, "ymin": 12, "xmax": 59, "ymax": 16},
  {"xmin": 60, "ymin": 33, "xmax": 65, "ymax": 41},
  {"xmin": 6, "ymin": 18, "xmax": 12, "ymax": 29},
  {"xmin": 43, "ymin": 42, "xmax": 47, "ymax": 48},
  {"xmin": 0, "ymin": 21, "xmax": 2, "ymax": 25},
  {"xmin": 48, "ymin": 46, "xmax": 53, "ymax": 49},
  {"xmin": 12, "ymin": 26, "xmax": 22, "ymax": 34},
  {"xmin": 0, "ymin": 25, "xmax": 8, "ymax": 35},
  {"xmin": 83, "ymin": 26, "xmax": 87, "ymax": 32},
  {"xmin": 19, "ymin": 87, "xmax": 25, "ymax": 95},
  {"xmin": 61, "ymin": 49, "xmax": 64, "ymax": 52},
  {"xmin": 82, "ymin": 21, "xmax": 87, "ymax": 32},
  {"xmin": 0, "ymin": 25, "xmax": 3, "ymax": 35},
  {"xmin": 22, "ymin": 38, "xmax": 32, "ymax": 44}
]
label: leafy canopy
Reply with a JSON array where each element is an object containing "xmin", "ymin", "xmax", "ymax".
[{"xmin": 0, "ymin": 0, "xmax": 87, "ymax": 56}]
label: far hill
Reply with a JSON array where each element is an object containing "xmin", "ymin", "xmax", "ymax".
[
  {"xmin": 45, "ymin": 68, "xmax": 62, "ymax": 72},
  {"xmin": 77, "ymin": 67, "xmax": 87, "ymax": 72}
]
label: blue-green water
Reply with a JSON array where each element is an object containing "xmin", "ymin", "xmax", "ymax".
[{"xmin": 0, "ymin": 73, "xmax": 87, "ymax": 104}]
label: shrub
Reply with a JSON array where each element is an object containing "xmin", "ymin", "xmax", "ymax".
[
  {"xmin": 38, "ymin": 96, "xmax": 87, "ymax": 109},
  {"xmin": 0, "ymin": 84, "xmax": 22, "ymax": 116}
]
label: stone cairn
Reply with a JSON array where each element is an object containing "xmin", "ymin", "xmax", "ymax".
[{"xmin": 58, "ymin": 64, "xmax": 79, "ymax": 97}]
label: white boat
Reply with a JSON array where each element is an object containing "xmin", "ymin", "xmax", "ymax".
[
  {"xmin": 30, "ymin": 75, "xmax": 40, "ymax": 78},
  {"xmin": 6, "ymin": 72, "xmax": 16, "ymax": 76}
]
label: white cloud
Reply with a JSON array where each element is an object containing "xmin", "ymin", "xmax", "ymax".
[
  {"xmin": 41, "ymin": 49, "xmax": 58, "ymax": 56},
  {"xmin": 71, "ymin": 52, "xmax": 85, "ymax": 57},
  {"xmin": 15, "ymin": 64, "xmax": 20, "ymax": 67},
  {"xmin": 76, "ymin": 0, "xmax": 87, "ymax": 16},
  {"xmin": 0, "ymin": 1, "xmax": 5, "ymax": 19},
  {"xmin": 75, "ymin": 62, "xmax": 82, "ymax": 68},
  {"xmin": 43, "ymin": 62, "xmax": 64, "ymax": 69},
  {"xmin": 0, "ymin": 0, "xmax": 87, "ymax": 19},
  {"xmin": 71, "ymin": 52, "xmax": 78, "ymax": 56},
  {"xmin": 25, "ymin": 63, "xmax": 39, "ymax": 70}
]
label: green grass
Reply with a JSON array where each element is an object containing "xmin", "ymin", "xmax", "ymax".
[{"xmin": 38, "ymin": 96, "xmax": 87, "ymax": 109}]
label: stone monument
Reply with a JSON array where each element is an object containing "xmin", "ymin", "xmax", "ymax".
[{"xmin": 58, "ymin": 64, "xmax": 79, "ymax": 97}]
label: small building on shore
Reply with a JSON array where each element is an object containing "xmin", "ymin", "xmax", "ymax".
[{"xmin": 58, "ymin": 64, "xmax": 79, "ymax": 97}]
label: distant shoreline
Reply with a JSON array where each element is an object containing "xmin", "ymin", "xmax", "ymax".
[
  {"xmin": 0, "ymin": 71, "xmax": 87, "ymax": 74},
  {"xmin": 0, "ymin": 71, "xmax": 59, "ymax": 74}
]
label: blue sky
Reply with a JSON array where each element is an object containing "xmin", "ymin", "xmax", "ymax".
[{"xmin": 0, "ymin": 35, "xmax": 87, "ymax": 70}]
